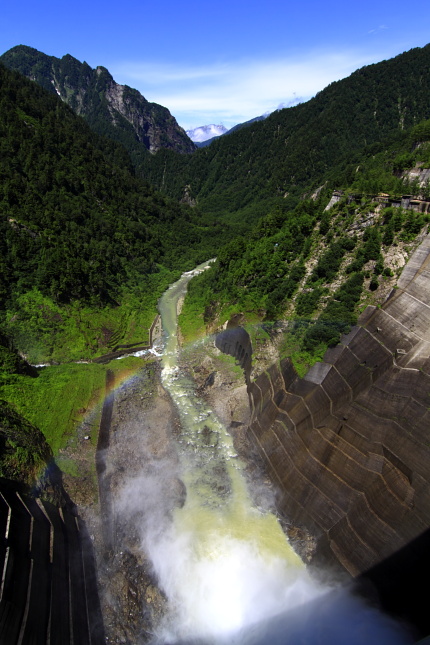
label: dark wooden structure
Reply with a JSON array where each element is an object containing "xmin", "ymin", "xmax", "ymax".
[{"xmin": 0, "ymin": 480, "xmax": 104, "ymax": 645}]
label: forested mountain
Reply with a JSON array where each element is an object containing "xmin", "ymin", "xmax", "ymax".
[
  {"xmin": 1, "ymin": 40, "xmax": 430, "ymax": 507},
  {"xmin": 1, "ymin": 45, "xmax": 196, "ymax": 170},
  {"xmin": 142, "ymin": 44, "xmax": 430, "ymax": 228},
  {"xmin": 5, "ymin": 43, "xmax": 430, "ymax": 233},
  {"xmin": 0, "ymin": 62, "xmax": 224, "ymax": 364},
  {"xmin": 179, "ymin": 113, "xmax": 430, "ymax": 374}
]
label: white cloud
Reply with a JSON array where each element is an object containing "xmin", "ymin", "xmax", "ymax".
[
  {"xmin": 368, "ymin": 25, "xmax": 389, "ymax": 34},
  {"xmin": 110, "ymin": 48, "xmax": 392, "ymax": 130}
]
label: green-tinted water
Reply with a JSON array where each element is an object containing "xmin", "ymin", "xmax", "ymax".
[
  {"xmin": 154, "ymin": 264, "xmax": 316, "ymax": 642},
  {"xmin": 146, "ymin": 264, "xmax": 413, "ymax": 645}
]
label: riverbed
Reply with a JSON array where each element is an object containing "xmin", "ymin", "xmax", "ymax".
[{"xmin": 79, "ymin": 265, "xmax": 414, "ymax": 645}]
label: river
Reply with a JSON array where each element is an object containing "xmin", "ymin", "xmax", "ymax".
[{"xmin": 130, "ymin": 264, "xmax": 413, "ymax": 645}]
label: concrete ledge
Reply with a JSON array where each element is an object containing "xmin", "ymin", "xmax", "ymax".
[{"xmin": 246, "ymin": 235, "xmax": 430, "ymax": 578}]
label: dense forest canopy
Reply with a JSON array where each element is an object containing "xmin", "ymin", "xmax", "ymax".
[
  {"xmin": 0, "ymin": 43, "xmax": 430, "ymax": 463},
  {"xmin": 142, "ymin": 44, "xmax": 430, "ymax": 228},
  {"xmin": 0, "ymin": 63, "xmax": 226, "ymax": 306}
]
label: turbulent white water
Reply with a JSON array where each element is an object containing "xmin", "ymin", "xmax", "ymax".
[
  {"xmin": 129, "ymin": 264, "xmax": 414, "ymax": 645},
  {"xmin": 143, "ymin": 263, "xmax": 321, "ymax": 643}
]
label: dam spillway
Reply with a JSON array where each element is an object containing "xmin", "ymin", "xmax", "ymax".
[
  {"xmin": 148, "ymin": 264, "xmax": 321, "ymax": 643},
  {"xmin": 245, "ymin": 234, "xmax": 430, "ymax": 635}
]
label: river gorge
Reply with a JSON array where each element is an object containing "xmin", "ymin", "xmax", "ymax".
[
  {"xmin": 90, "ymin": 261, "xmax": 419, "ymax": 644},
  {"xmin": 1, "ymin": 246, "xmax": 429, "ymax": 644}
]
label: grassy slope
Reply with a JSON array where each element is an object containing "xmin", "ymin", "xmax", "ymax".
[
  {"xmin": 5, "ymin": 268, "xmax": 177, "ymax": 364},
  {"xmin": 0, "ymin": 356, "xmax": 147, "ymax": 455},
  {"xmin": 3, "ymin": 49, "xmax": 430, "ymax": 477}
]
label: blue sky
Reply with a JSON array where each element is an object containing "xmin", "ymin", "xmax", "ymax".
[{"xmin": 2, "ymin": 0, "xmax": 430, "ymax": 130}]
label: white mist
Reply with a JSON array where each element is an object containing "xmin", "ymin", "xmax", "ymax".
[{"xmin": 117, "ymin": 265, "xmax": 414, "ymax": 645}]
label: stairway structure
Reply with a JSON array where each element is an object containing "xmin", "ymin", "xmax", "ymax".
[{"xmin": 0, "ymin": 480, "xmax": 104, "ymax": 645}]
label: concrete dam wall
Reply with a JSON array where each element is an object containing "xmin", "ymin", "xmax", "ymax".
[
  {"xmin": 215, "ymin": 325, "xmax": 253, "ymax": 384},
  {"xmin": 246, "ymin": 234, "xmax": 430, "ymax": 578}
]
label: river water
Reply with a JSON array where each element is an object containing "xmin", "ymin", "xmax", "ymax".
[{"xmin": 142, "ymin": 264, "xmax": 413, "ymax": 645}]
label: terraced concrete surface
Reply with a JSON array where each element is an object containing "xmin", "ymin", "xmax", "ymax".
[{"xmin": 247, "ymin": 234, "xmax": 430, "ymax": 576}]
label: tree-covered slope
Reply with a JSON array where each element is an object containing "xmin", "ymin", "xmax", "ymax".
[
  {"xmin": 1, "ymin": 45, "xmax": 196, "ymax": 170},
  {"xmin": 179, "ymin": 116, "xmax": 430, "ymax": 373},
  {"xmin": 143, "ymin": 44, "xmax": 430, "ymax": 228},
  {"xmin": 0, "ymin": 62, "xmax": 224, "ymax": 362}
]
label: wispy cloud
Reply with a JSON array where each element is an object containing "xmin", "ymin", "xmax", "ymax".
[
  {"xmin": 368, "ymin": 25, "xmax": 389, "ymax": 34},
  {"xmin": 111, "ymin": 49, "xmax": 388, "ymax": 129}
]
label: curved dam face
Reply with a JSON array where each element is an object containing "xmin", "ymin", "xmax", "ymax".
[
  {"xmin": 246, "ymin": 234, "xmax": 430, "ymax": 582},
  {"xmin": 215, "ymin": 326, "xmax": 253, "ymax": 384}
]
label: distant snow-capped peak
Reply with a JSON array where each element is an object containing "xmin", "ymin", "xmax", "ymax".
[{"xmin": 186, "ymin": 124, "xmax": 229, "ymax": 143}]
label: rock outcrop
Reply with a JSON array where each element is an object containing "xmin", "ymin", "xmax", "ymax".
[
  {"xmin": 1, "ymin": 45, "xmax": 196, "ymax": 158},
  {"xmin": 247, "ymin": 234, "xmax": 430, "ymax": 576},
  {"xmin": 215, "ymin": 326, "xmax": 253, "ymax": 383}
]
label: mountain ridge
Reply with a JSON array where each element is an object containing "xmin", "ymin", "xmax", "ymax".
[
  {"xmin": 0, "ymin": 45, "xmax": 196, "ymax": 167},
  {"xmin": 141, "ymin": 44, "xmax": 430, "ymax": 226}
]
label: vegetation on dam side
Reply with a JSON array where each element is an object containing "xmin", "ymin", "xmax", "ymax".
[
  {"xmin": 180, "ymin": 190, "xmax": 429, "ymax": 375},
  {"xmin": 1, "ymin": 44, "xmax": 430, "ymax": 492},
  {"xmin": 179, "ymin": 111, "xmax": 430, "ymax": 372}
]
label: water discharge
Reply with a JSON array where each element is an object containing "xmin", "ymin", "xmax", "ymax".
[{"xmin": 132, "ymin": 264, "xmax": 413, "ymax": 645}]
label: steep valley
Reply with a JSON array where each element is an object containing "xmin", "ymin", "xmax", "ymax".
[
  {"xmin": 76, "ymin": 261, "xmax": 426, "ymax": 643},
  {"xmin": 2, "ymin": 41, "xmax": 430, "ymax": 643}
]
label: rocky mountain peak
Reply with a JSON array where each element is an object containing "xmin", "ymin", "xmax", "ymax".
[
  {"xmin": 186, "ymin": 124, "xmax": 229, "ymax": 143},
  {"xmin": 1, "ymin": 45, "xmax": 196, "ymax": 158}
]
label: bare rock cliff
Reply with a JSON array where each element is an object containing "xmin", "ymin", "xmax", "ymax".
[
  {"xmin": 247, "ymin": 234, "xmax": 430, "ymax": 576},
  {"xmin": 1, "ymin": 46, "xmax": 196, "ymax": 157}
]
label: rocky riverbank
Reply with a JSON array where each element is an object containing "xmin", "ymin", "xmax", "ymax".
[
  {"xmin": 59, "ymin": 359, "xmax": 180, "ymax": 643},
  {"xmin": 59, "ymin": 327, "xmax": 315, "ymax": 642},
  {"xmin": 94, "ymin": 361, "xmax": 174, "ymax": 643}
]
